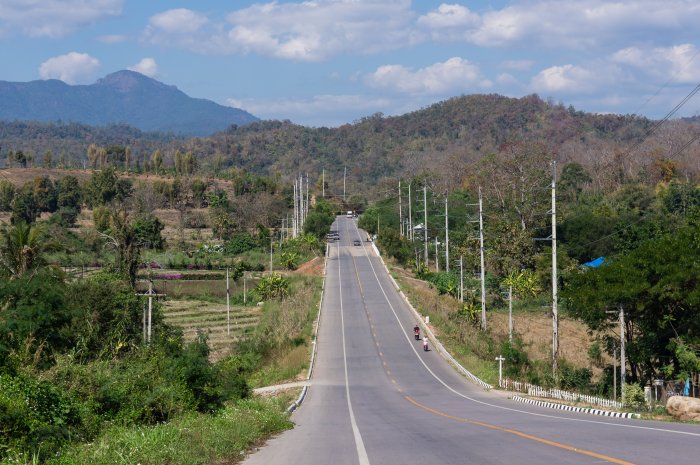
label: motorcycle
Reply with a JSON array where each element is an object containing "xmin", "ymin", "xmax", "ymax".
[
  {"xmin": 423, "ymin": 339, "xmax": 429, "ymax": 352},
  {"xmin": 414, "ymin": 326, "xmax": 420, "ymax": 340}
]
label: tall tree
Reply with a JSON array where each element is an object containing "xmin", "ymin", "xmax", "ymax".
[
  {"xmin": 101, "ymin": 210, "xmax": 141, "ymax": 287},
  {"xmin": 0, "ymin": 221, "xmax": 44, "ymax": 279}
]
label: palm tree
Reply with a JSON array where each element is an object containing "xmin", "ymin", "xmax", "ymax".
[{"xmin": 0, "ymin": 221, "xmax": 44, "ymax": 279}]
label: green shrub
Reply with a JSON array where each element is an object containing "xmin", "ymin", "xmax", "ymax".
[
  {"xmin": 622, "ymin": 383, "xmax": 646, "ymax": 410},
  {"xmin": 255, "ymin": 274, "xmax": 290, "ymax": 300},
  {"xmin": 225, "ymin": 233, "xmax": 258, "ymax": 255},
  {"xmin": 426, "ymin": 271, "xmax": 459, "ymax": 297},
  {"xmin": 0, "ymin": 372, "xmax": 91, "ymax": 461},
  {"xmin": 558, "ymin": 361, "xmax": 592, "ymax": 391},
  {"xmin": 45, "ymin": 399, "xmax": 292, "ymax": 465},
  {"xmin": 500, "ymin": 339, "xmax": 530, "ymax": 378}
]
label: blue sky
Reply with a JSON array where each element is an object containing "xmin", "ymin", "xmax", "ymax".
[{"xmin": 1, "ymin": 0, "xmax": 699, "ymax": 127}]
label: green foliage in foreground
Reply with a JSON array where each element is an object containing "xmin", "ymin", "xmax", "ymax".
[{"xmin": 1, "ymin": 398, "xmax": 291, "ymax": 465}]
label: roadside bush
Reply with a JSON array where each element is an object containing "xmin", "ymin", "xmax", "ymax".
[
  {"xmin": 558, "ymin": 361, "xmax": 592, "ymax": 391},
  {"xmin": 255, "ymin": 274, "xmax": 290, "ymax": 300},
  {"xmin": 622, "ymin": 383, "xmax": 646, "ymax": 410},
  {"xmin": 0, "ymin": 372, "xmax": 92, "ymax": 461},
  {"xmin": 280, "ymin": 251, "xmax": 300, "ymax": 270},
  {"xmin": 376, "ymin": 229, "xmax": 412, "ymax": 264},
  {"xmin": 500, "ymin": 339, "xmax": 530, "ymax": 378},
  {"xmin": 426, "ymin": 271, "xmax": 459, "ymax": 297},
  {"xmin": 47, "ymin": 350, "xmax": 195, "ymax": 426}
]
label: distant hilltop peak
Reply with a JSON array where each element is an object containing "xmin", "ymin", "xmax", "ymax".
[
  {"xmin": 0, "ymin": 70, "xmax": 259, "ymax": 136},
  {"xmin": 95, "ymin": 70, "xmax": 175, "ymax": 93}
]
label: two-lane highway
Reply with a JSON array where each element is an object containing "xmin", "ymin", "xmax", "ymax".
[{"xmin": 243, "ymin": 216, "xmax": 700, "ymax": 465}]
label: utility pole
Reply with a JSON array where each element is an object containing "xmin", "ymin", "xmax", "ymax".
[
  {"xmin": 305, "ymin": 173, "xmax": 309, "ymax": 221},
  {"xmin": 508, "ymin": 286, "xmax": 513, "ymax": 343},
  {"xmin": 322, "ymin": 168, "xmax": 325, "ymax": 198},
  {"xmin": 551, "ymin": 161, "xmax": 559, "ymax": 375},
  {"xmin": 292, "ymin": 180, "xmax": 297, "ymax": 238},
  {"xmin": 343, "ymin": 166, "xmax": 347, "ymax": 202},
  {"xmin": 435, "ymin": 237, "xmax": 439, "ymax": 272},
  {"xmin": 613, "ymin": 347, "xmax": 618, "ymax": 400},
  {"xmin": 299, "ymin": 174, "xmax": 304, "ymax": 230},
  {"xmin": 269, "ymin": 234, "xmax": 274, "ymax": 275},
  {"xmin": 135, "ymin": 281, "xmax": 165, "ymax": 343},
  {"xmin": 226, "ymin": 268, "xmax": 231, "ymax": 336},
  {"xmin": 459, "ymin": 255, "xmax": 464, "ymax": 302},
  {"xmin": 399, "ymin": 180, "xmax": 403, "ymax": 238},
  {"xmin": 478, "ymin": 186, "xmax": 487, "ymax": 331},
  {"xmin": 619, "ymin": 304, "xmax": 626, "ymax": 400},
  {"xmin": 408, "ymin": 183, "xmax": 413, "ymax": 241},
  {"xmin": 444, "ymin": 196, "xmax": 449, "ymax": 273},
  {"xmin": 423, "ymin": 185, "xmax": 428, "ymax": 267}
]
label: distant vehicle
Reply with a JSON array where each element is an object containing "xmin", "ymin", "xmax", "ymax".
[
  {"xmin": 353, "ymin": 239, "xmax": 361, "ymax": 246},
  {"xmin": 347, "ymin": 211, "xmax": 353, "ymax": 218}
]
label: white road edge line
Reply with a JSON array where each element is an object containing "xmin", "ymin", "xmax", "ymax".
[
  {"xmin": 351, "ymin": 222, "xmax": 700, "ymax": 438},
  {"xmin": 337, "ymin": 230, "xmax": 371, "ymax": 465}
]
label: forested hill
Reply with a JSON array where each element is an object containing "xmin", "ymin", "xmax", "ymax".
[
  {"xmin": 2, "ymin": 93, "xmax": 699, "ymax": 195},
  {"xmin": 0, "ymin": 70, "xmax": 258, "ymax": 136}
]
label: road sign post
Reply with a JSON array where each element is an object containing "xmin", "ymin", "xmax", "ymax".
[{"xmin": 496, "ymin": 355, "xmax": 505, "ymax": 387}]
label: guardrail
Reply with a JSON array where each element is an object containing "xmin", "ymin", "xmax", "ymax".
[{"xmin": 501, "ymin": 378, "xmax": 623, "ymax": 409}]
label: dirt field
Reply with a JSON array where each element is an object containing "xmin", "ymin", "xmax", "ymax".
[{"xmin": 295, "ymin": 256, "xmax": 325, "ymax": 276}]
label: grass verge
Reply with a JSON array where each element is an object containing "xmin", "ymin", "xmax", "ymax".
[{"xmin": 39, "ymin": 398, "xmax": 292, "ymax": 465}]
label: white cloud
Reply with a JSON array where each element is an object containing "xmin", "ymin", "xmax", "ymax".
[
  {"xmin": 497, "ymin": 73, "xmax": 518, "ymax": 86},
  {"xmin": 365, "ymin": 57, "xmax": 491, "ymax": 96},
  {"xmin": 148, "ymin": 8, "xmax": 208, "ymax": 34},
  {"xmin": 500, "ymin": 59, "xmax": 534, "ymax": 71},
  {"xmin": 39, "ymin": 52, "xmax": 100, "ymax": 84},
  {"xmin": 612, "ymin": 44, "xmax": 700, "ymax": 84},
  {"xmin": 98, "ymin": 34, "xmax": 127, "ymax": 44},
  {"xmin": 128, "ymin": 58, "xmax": 158, "ymax": 78},
  {"xmin": 226, "ymin": 94, "xmax": 393, "ymax": 127},
  {"xmin": 143, "ymin": 1, "xmax": 417, "ymax": 61},
  {"xmin": 417, "ymin": 3, "xmax": 480, "ymax": 41},
  {"xmin": 530, "ymin": 64, "xmax": 597, "ymax": 93},
  {"xmin": 418, "ymin": 1, "xmax": 700, "ymax": 50},
  {"xmin": 0, "ymin": 0, "xmax": 122, "ymax": 39}
]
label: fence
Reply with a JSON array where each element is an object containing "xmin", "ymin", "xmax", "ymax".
[{"xmin": 500, "ymin": 378, "xmax": 623, "ymax": 410}]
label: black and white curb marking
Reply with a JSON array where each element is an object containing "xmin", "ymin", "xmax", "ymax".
[{"xmin": 511, "ymin": 395, "xmax": 640, "ymax": 419}]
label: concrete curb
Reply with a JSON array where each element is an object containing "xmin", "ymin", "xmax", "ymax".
[
  {"xmin": 371, "ymin": 243, "xmax": 493, "ymax": 391},
  {"xmin": 287, "ymin": 243, "xmax": 328, "ymax": 414},
  {"xmin": 511, "ymin": 395, "xmax": 641, "ymax": 419}
]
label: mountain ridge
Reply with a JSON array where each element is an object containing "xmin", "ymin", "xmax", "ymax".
[{"xmin": 0, "ymin": 70, "xmax": 258, "ymax": 136}]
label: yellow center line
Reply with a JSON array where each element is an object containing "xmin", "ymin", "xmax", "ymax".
[{"xmin": 404, "ymin": 396, "xmax": 636, "ymax": 465}]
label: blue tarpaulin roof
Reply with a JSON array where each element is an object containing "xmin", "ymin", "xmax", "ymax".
[{"xmin": 583, "ymin": 256, "xmax": 605, "ymax": 268}]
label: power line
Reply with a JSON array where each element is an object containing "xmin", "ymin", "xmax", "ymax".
[{"xmin": 624, "ymin": 82, "xmax": 700, "ymax": 159}]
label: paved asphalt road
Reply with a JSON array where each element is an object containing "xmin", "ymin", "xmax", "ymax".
[{"xmin": 243, "ymin": 216, "xmax": 700, "ymax": 465}]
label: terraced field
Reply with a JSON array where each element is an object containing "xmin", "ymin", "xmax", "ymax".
[{"xmin": 162, "ymin": 299, "xmax": 262, "ymax": 360}]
